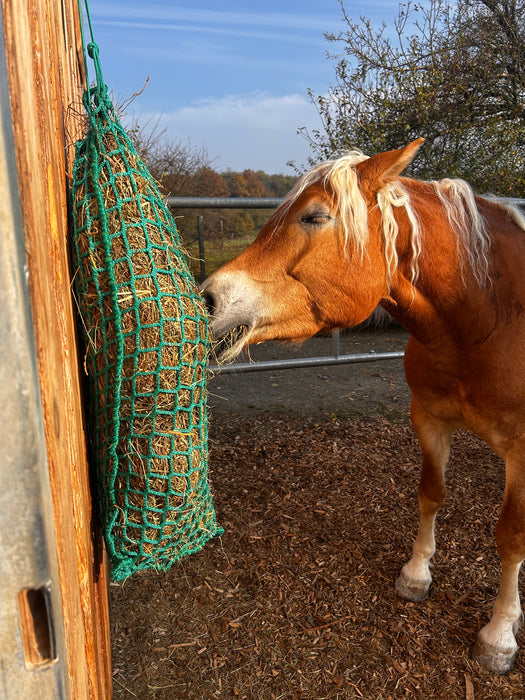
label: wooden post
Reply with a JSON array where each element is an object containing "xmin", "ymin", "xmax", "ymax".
[{"xmin": 0, "ymin": 0, "xmax": 112, "ymax": 697}]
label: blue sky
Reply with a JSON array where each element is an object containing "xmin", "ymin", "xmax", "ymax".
[{"xmin": 85, "ymin": 1, "xmax": 402, "ymax": 174}]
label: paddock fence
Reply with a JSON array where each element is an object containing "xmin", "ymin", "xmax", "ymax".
[{"xmin": 167, "ymin": 196, "xmax": 406, "ymax": 375}]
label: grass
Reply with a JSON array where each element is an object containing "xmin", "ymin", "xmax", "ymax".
[{"xmin": 182, "ymin": 232, "xmax": 258, "ymax": 281}]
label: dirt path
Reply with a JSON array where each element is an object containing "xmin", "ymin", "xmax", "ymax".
[
  {"xmin": 109, "ymin": 328, "xmax": 525, "ymax": 699},
  {"xmin": 208, "ymin": 328, "xmax": 411, "ymax": 419},
  {"xmin": 110, "ymin": 409, "xmax": 524, "ymax": 700}
]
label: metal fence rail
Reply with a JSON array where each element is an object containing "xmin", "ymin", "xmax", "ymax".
[
  {"xmin": 167, "ymin": 197, "xmax": 283, "ymax": 209},
  {"xmin": 210, "ymin": 350, "xmax": 405, "ymax": 375}
]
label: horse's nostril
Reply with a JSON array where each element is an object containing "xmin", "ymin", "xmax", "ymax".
[{"xmin": 201, "ymin": 289, "xmax": 215, "ymax": 317}]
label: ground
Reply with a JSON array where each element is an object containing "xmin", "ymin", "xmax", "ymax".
[
  {"xmin": 110, "ymin": 329, "xmax": 525, "ymax": 699},
  {"xmin": 208, "ymin": 329, "xmax": 411, "ymax": 420}
]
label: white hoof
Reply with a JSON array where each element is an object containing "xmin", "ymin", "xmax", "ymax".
[
  {"xmin": 472, "ymin": 638, "xmax": 517, "ymax": 674},
  {"xmin": 395, "ymin": 569, "xmax": 431, "ymax": 602}
]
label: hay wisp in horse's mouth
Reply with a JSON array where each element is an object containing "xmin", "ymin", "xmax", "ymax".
[{"xmin": 210, "ymin": 325, "xmax": 250, "ymax": 364}]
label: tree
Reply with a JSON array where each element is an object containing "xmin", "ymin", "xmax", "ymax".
[
  {"xmin": 127, "ymin": 118, "xmax": 299, "ymax": 245},
  {"xmin": 222, "ymin": 170, "xmax": 267, "ymax": 198},
  {"xmin": 306, "ymin": 0, "xmax": 525, "ymax": 195},
  {"xmin": 221, "ymin": 170, "xmax": 270, "ymax": 231},
  {"xmin": 127, "ymin": 119, "xmax": 232, "ymax": 239},
  {"xmin": 255, "ymin": 171, "xmax": 298, "ymax": 197},
  {"xmin": 127, "ymin": 117, "xmax": 214, "ymax": 194}
]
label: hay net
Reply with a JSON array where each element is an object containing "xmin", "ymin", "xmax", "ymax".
[{"xmin": 70, "ymin": 42, "xmax": 222, "ymax": 581}]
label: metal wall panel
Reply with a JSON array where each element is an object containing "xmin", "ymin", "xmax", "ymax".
[{"xmin": 0, "ymin": 13, "xmax": 67, "ymax": 697}]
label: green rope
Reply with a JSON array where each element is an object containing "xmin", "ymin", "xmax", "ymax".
[
  {"xmin": 76, "ymin": 0, "xmax": 95, "ymax": 95},
  {"xmin": 70, "ymin": 18, "xmax": 222, "ymax": 580}
]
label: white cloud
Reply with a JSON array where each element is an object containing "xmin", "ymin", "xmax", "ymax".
[
  {"xmin": 139, "ymin": 92, "xmax": 323, "ymax": 173},
  {"xmin": 91, "ymin": 4, "xmax": 340, "ymax": 34},
  {"xmin": 95, "ymin": 18, "xmax": 327, "ymax": 48}
]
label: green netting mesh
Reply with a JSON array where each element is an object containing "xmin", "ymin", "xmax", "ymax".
[{"xmin": 70, "ymin": 42, "xmax": 222, "ymax": 581}]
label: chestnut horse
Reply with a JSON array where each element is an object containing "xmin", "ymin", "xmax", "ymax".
[{"xmin": 202, "ymin": 138, "xmax": 525, "ymax": 673}]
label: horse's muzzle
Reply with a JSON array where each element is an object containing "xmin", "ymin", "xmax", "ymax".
[{"xmin": 200, "ymin": 271, "xmax": 260, "ymax": 341}]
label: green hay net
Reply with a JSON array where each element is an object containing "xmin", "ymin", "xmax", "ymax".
[{"xmin": 70, "ymin": 42, "xmax": 222, "ymax": 581}]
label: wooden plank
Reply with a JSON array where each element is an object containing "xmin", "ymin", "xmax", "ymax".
[{"xmin": 1, "ymin": 0, "xmax": 111, "ymax": 697}]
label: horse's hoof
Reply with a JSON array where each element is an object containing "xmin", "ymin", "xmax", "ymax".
[
  {"xmin": 472, "ymin": 639, "xmax": 516, "ymax": 674},
  {"xmin": 395, "ymin": 571, "xmax": 430, "ymax": 602}
]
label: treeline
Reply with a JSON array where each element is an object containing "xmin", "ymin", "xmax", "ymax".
[
  {"xmin": 130, "ymin": 128, "xmax": 297, "ymax": 242},
  {"xmin": 166, "ymin": 168, "xmax": 297, "ymax": 243}
]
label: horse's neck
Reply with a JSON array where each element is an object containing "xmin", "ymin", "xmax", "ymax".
[{"xmin": 384, "ymin": 196, "xmax": 500, "ymax": 350}]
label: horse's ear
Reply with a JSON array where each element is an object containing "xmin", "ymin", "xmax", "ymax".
[{"xmin": 358, "ymin": 138, "xmax": 424, "ymax": 192}]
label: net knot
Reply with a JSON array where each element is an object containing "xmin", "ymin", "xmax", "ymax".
[{"xmin": 83, "ymin": 41, "xmax": 111, "ymax": 115}]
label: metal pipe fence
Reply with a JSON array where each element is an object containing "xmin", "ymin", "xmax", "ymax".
[
  {"xmin": 210, "ymin": 350, "xmax": 406, "ymax": 375},
  {"xmin": 167, "ymin": 197, "xmax": 283, "ymax": 209}
]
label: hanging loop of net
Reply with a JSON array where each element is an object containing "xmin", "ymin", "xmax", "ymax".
[
  {"xmin": 70, "ymin": 43, "xmax": 222, "ymax": 580},
  {"xmin": 81, "ymin": 42, "xmax": 111, "ymax": 116}
]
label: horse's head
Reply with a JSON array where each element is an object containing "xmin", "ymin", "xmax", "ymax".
[{"xmin": 202, "ymin": 139, "xmax": 423, "ymax": 357}]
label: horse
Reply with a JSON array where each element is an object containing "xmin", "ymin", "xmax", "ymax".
[{"xmin": 201, "ymin": 138, "xmax": 525, "ymax": 673}]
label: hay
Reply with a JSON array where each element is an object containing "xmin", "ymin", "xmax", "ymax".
[
  {"xmin": 210, "ymin": 325, "xmax": 250, "ymax": 365},
  {"xmin": 70, "ymin": 87, "xmax": 221, "ymax": 579}
]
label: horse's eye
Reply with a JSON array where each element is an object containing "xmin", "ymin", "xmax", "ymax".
[{"xmin": 301, "ymin": 214, "xmax": 331, "ymax": 227}]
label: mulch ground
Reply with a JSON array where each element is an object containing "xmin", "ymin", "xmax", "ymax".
[{"xmin": 110, "ymin": 412, "xmax": 525, "ymax": 699}]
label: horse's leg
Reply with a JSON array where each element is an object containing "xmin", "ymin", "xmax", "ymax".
[
  {"xmin": 396, "ymin": 399, "xmax": 452, "ymax": 602},
  {"xmin": 472, "ymin": 455, "xmax": 525, "ymax": 673}
]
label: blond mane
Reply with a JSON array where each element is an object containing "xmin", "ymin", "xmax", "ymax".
[{"xmin": 278, "ymin": 151, "xmax": 517, "ymax": 287}]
